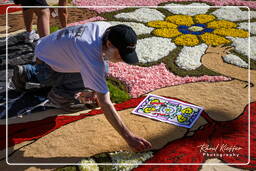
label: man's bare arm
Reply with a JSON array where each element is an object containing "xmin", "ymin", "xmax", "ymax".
[{"xmin": 96, "ymin": 92, "xmax": 152, "ymax": 152}]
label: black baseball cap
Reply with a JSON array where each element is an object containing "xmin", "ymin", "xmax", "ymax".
[{"xmin": 107, "ymin": 24, "xmax": 139, "ymax": 64}]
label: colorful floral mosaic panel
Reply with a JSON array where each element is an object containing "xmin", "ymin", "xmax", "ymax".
[{"xmin": 100, "ymin": 3, "xmax": 256, "ymax": 76}]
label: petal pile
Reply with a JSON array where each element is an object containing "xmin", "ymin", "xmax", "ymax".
[{"xmin": 108, "ymin": 62, "xmax": 231, "ymax": 98}]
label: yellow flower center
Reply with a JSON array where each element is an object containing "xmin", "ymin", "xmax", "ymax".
[{"xmin": 188, "ymin": 26, "xmax": 204, "ymax": 32}]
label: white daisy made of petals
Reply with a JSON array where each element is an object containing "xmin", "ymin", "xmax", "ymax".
[
  {"xmin": 222, "ymin": 54, "xmax": 248, "ymax": 68},
  {"xmin": 136, "ymin": 37, "xmax": 176, "ymax": 63},
  {"xmin": 110, "ymin": 151, "xmax": 153, "ymax": 171},
  {"xmin": 238, "ymin": 22, "xmax": 256, "ymax": 34},
  {"xmin": 228, "ymin": 36, "xmax": 256, "ymax": 61},
  {"xmin": 175, "ymin": 44, "xmax": 208, "ymax": 70},
  {"xmin": 164, "ymin": 3, "xmax": 210, "ymax": 15},
  {"xmin": 251, "ymin": 11, "xmax": 256, "ymax": 19},
  {"xmin": 212, "ymin": 7, "xmax": 250, "ymax": 21},
  {"xmin": 109, "ymin": 21, "xmax": 154, "ymax": 35},
  {"xmin": 114, "ymin": 8, "xmax": 165, "ymax": 23},
  {"xmin": 79, "ymin": 159, "xmax": 99, "ymax": 171},
  {"xmin": 251, "ymin": 37, "xmax": 256, "ymax": 61}
]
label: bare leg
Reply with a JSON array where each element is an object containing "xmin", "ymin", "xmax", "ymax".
[
  {"xmin": 22, "ymin": 9, "xmax": 34, "ymax": 32},
  {"xmin": 58, "ymin": 0, "xmax": 68, "ymax": 28},
  {"xmin": 34, "ymin": 8, "xmax": 50, "ymax": 37}
]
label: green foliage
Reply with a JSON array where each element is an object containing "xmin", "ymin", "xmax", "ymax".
[
  {"xmin": 107, "ymin": 79, "xmax": 131, "ymax": 104},
  {"xmin": 50, "ymin": 26, "xmax": 60, "ymax": 33}
]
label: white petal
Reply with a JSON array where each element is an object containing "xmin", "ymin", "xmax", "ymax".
[
  {"xmin": 137, "ymin": 37, "xmax": 176, "ymax": 63},
  {"xmin": 228, "ymin": 36, "xmax": 256, "ymax": 61},
  {"xmin": 175, "ymin": 44, "xmax": 208, "ymax": 70},
  {"xmin": 79, "ymin": 158, "xmax": 99, "ymax": 171},
  {"xmin": 238, "ymin": 22, "xmax": 256, "ymax": 34},
  {"xmin": 164, "ymin": 3, "xmax": 210, "ymax": 15},
  {"xmin": 114, "ymin": 8, "xmax": 165, "ymax": 23},
  {"xmin": 251, "ymin": 10, "xmax": 256, "ymax": 19},
  {"xmin": 109, "ymin": 21, "xmax": 154, "ymax": 35},
  {"xmin": 212, "ymin": 7, "xmax": 249, "ymax": 21},
  {"xmin": 110, "ymin": 151, "xmax": 153, "ymax": 170},
  {"xmin": 250, "ymin": 37, "xmax": 256, "ymax": 61},
  {"xmin": 222, "ymin": 54, "xmax": 248, "ymax": 68},
  {"xmin": 201, "ymin": 158, "xmax": 244, "ymax": 170}
]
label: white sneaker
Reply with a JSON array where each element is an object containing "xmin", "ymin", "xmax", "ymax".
[{"xmin": 24, "ymin": 30, "xmax": 40, "ymax": 43}]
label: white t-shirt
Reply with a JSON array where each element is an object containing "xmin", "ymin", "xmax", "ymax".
[{"xmin": 35, "ymin": 21, "xmax": 111, "ymax": 94}]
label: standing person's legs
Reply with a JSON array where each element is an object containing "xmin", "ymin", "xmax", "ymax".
[
  {"xmin": 22, "ymin": 9, "xmax": 33, "ymax": 33},
  {"xmin": 20, "ymin": 0, "xmax": 50, "ymax": 41},
  {"xmin": 58, "ymin": 0, "xmax": 68, "ymax": 28},
  {"xmin": 34, "ymin": 8, "xmax": 50, "ymax": 37},
  {"xmin": 22, "ymin": 8, "xmax": 40, "ymax": 43}
]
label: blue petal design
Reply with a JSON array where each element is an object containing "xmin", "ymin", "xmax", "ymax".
[
  {"xmin": 177, "ymin": 24, "xmax": 214, "ymax": 35},
  {"xmin": 203, "ymin": 28, "xmax": 214, "ymax": 33},
  {"xmin": 178, "ymin": 25, "xmax": 189, "ymax": 29},
  {"xmin": 191, "ymin": 31, "xmax": 204, "ymax": 35},
  {"xmin": 194, "ymin": 24, "xmax": 206, "ymax": 28}
]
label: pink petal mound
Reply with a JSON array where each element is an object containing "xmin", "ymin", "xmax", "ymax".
[
  {"xmin": 108, "ymin": 62, "xmax": 231, "ymax": 98},
  {"xmin": 68, "ymin": 16, "xmax": 105, "ymax": 26},
  {"xmin": 73, "ymin": 0, "xmax": 256, "ymax": 13}
]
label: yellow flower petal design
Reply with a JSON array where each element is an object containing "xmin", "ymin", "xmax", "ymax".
[
  {"xmin": 200, "ymin": 33, "xmax": 231, "ymax": 45},
  {"xmin": 166, "ymin": 15, "xmax": 194, "ymax": 26},
  {"xmin": 213, "ymin": 28, "xmax": 248, "ymax": 38},
  {"xmin": 207, "ymin": 20, "xmax": 237, "ymax": 29},
  {"xmin": 174, "ymin": 34, "xmax": 199, "ymax": 46},
  {"xmin": 152, "ymin": 28, "xmax": 182, "ymax": 38},
  {"xmin": 147, "ymin": 21, "xmax": 177, "ymax": 28},
  {"xmin": 194, "ymin": 14, "xmax": 216, "ymax": 24}
]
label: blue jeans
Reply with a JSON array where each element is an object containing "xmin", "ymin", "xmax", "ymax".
[{"xmin": 23, "ymin": 63, "xmax": 85, "ymax": 100}]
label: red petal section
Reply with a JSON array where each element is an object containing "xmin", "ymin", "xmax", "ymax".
[
  {"xmin": 210, "ymin": 102, "xmax": 256, "ymax": 169},
  {"xmin": 0, "ymin": 4, "xmax": 21, "ymax": 15},
  {"xmin": 135, "ymin": 102, "xmax": 256, "ymax": 170}
]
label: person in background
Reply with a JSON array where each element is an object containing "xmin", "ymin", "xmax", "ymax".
[
  {"xmin": 50, "ymin": 0, "xmax": 68, "ymax": 28},
  {"xmin": 58, "ymin": 0, "xmax": 68, "ymax": 28},
  {"xmin": 13, "ymin": 0, "xmax": 50, "ymax": 43}
]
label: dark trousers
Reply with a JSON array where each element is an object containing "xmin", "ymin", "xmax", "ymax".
[{"xmin": 23, "ymin": 63, "xmax": 84, "ymax": 100}]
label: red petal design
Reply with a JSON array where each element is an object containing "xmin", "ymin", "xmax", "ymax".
[{"xmin": 135, "ymin": 102, "xmax": 256, "ymax": 170}]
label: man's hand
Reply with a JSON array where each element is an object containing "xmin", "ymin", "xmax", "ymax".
[
  {"xmin": 205, "ymin": 44, "xmax": 234, "ymax": 56},
  {"xmin": 74, "ymin": 90, "xmax": 97, "ymax": 104},
  {"xmin": 126, "ymin": 134, "xmax": 152, "ymax": 152}
]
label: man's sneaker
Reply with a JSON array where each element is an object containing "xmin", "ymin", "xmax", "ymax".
[
  {"xmin": 12, "ymin": 65, "xmax": 27, "ymax": 92},
  {"xmin": 24, "ymin": 30, "xmax": 40, "ymax": 43},
  {"xmin": 47, "ymin": 90, "xmax": 88, "ymax": 113}
]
